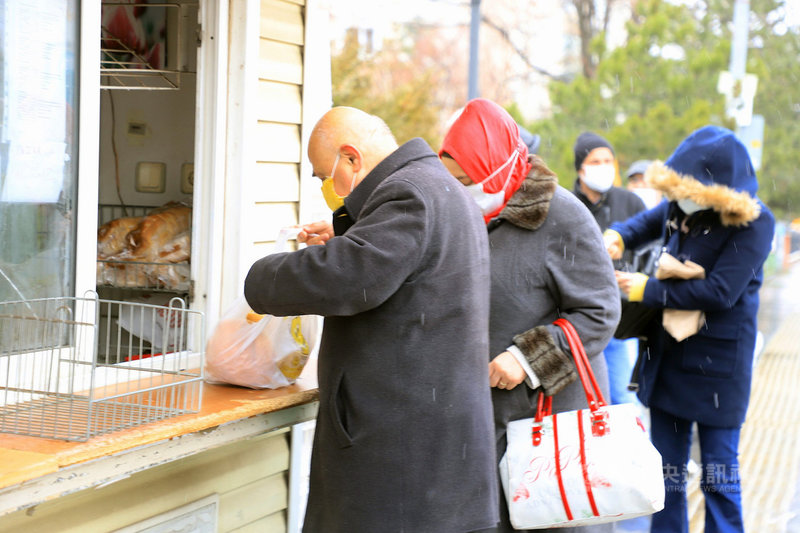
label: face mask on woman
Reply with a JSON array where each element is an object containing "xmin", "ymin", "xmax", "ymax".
[
  {"xmin": 464, "ymin": 149, "xmax": 520, "ymax": 216},
  {"xmin": 581, "ymin": 163, "xmax": 616, "ymax": 193},
  {"xmin": 677, "ymin": 198, "xmax": 706, "ymax": 215}
]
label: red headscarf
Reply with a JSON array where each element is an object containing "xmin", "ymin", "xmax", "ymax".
[{"xmin": 439, "ymin": 98, "xmax": 532, "ymax": 223}]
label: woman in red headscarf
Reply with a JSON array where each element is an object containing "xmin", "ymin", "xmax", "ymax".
[{"xmin": 440, "ymin": 99, "xmax": 621, "ymax": 533}]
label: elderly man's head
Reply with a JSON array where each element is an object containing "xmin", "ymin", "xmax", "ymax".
[{"xmin": 308, "ymin": 107, "xmax": 398, "ymax": 208}]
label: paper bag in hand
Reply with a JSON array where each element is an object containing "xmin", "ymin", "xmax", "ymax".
[{"xmin": 655, "ymin": 253, "xmax": 706, "ymax": 342}]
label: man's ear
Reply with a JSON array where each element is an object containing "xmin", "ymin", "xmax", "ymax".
[{"xmin": 339, "ymin": 144, "xmax": 363, "ymax": 173}]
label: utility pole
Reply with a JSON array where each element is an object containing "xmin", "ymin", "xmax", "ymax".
[
  {"xmin": 718, "ymin": 0, "xmax": 763, "ymax": 170},
  {"xmin": 729, "ymin": 0, "xmax": 749, "ymax": 80},
  {"xmin": 468, "ymin": 0, "xmax": 481, "ymax": 100}
]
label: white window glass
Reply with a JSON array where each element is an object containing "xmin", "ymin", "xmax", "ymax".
[{"xmin": 0, "ymin": 0, "xmax": 79, "ymax": 303}]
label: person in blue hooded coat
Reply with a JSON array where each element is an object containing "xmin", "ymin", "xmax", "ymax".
[{"xmin": 604, "ymin": 126, "xmax": 775, "ymax": 533}]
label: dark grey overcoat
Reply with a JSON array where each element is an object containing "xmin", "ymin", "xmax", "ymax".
[{"xmin": 245, "ymin": 139, "xmax": 499, "ymax": 533}]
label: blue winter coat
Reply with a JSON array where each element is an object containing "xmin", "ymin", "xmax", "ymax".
[{"xmin": 610, "ymin": 126, "xmax": 775, "ymax": 427}]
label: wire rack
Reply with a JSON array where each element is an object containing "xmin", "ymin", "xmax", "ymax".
[
  {"xmin": 0, "ymin": 294, "xmax": 204, "ymax": 441},
  {"xmin": 97, "ymin": 259, "xmax": 191, "ymax": 292},
  {"xmin": 100, "ymin": 2, "xmax": 184, "ymax": 91}
]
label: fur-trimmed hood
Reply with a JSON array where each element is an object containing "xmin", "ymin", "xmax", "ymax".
[{"xmin": 644, "ymin": 126, "xmax": 761, "ymax": 227}]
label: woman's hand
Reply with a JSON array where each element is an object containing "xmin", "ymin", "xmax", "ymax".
[
  {"xmin": 615, "ymin": 271, "xmax": 649, "ymax": 301},
  {"xmin": 297, "ymin": 221, "xmax": 334, "ymax": 246},
  {"xmin": 603, "ymin": 230, "xmax": 623, "ymax": 260},
  {"xmin": 489, "ymin": 351, "xmax": 526, "ymax": 390}
]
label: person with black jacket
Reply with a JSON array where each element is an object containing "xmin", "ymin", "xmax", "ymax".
[{"xmin": 571, "ymin": 131, "xmax": 645, "ymax": 406}]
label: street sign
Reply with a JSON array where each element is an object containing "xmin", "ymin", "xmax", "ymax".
[{"xmin": 718, "ymin": 71, "xmax": 759, "ymax": 127}]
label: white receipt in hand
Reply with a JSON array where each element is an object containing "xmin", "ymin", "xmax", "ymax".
[{"xmin": 275, "ymin": 226, "xmax": 302, "ymax": 252}]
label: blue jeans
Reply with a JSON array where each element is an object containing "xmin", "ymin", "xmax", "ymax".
[
  {"xmin": 602, "ymin": 337, "xmax": 639, "ymax": 405},
  {"xmin": 649, "ymin": 406, "xmax": 744, "ymax": 533}
]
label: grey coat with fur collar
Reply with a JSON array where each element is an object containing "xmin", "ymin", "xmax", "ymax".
[
  {"xmin": 488, "ymin": 155, "xmax": 619, "ymax": 448},
  {"xmin": 486, "ymin": 156, "xmax": 619, "ymax": 533},
  {"xmin": 486, "ymin": 157, "xmax": 620, "ymax": 533}
]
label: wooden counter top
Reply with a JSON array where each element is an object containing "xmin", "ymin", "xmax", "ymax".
[{"xmin": 0, "ymin": 360, "xmax": 319, "ymax": 493}]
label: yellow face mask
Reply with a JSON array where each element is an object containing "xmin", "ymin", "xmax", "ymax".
[
  {"xmin": 321, "ymin": 176, "xmax": 345, "ymax": 211},
  {"xmin": 319, "ymin": 153, "xmax": 357, "ymax": 211}
]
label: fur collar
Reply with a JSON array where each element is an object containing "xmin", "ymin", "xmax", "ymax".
[
  {"xmin": 497, "ymin": 155, "xmax": 558, "ymax": 230},
  {"xmin": 646, "ymin": 161, "xmax": 761, "ymax": 227}
]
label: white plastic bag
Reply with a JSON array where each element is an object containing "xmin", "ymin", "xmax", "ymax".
[
  {"xmin": 205, "ymin": 226, "xmax": 320, "ymax": 388},
  {"xmin": 116, "ymin": 293, "xmax": 185, "ymax": 352},
  {"xmin": 204, "ymin": 295, "xmax": 319, "ymax": 389}
]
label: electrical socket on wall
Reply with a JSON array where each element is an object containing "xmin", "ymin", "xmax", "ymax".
[
  {"xmin": 181, "ymin": 163, "xmax": 194, "ymax": 194},
  {"xmin": 135, "ymin": 162, "xmax": 166, "ymax": 193}
]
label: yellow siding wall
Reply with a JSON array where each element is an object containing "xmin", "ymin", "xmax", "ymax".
[
  {"xmin": 253, "ymin": 0, "xmax": 306, "ymax": 259},
  {"xmin": 0, "ymin": 431, "xmax": 291, "ymax": 532}
]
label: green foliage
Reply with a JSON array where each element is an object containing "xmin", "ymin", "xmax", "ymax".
[
  {"xmin": 523, "ymin": 0, "xmax": 800, "ymax": 220},
  {"xmin": 745, "ymin": 6, "xmax": 800, "ymax": 216},
  {"xmin": 527, "ymin": 0, "xmax": 734, "ymax": 188},
  {"xmin": 331, "ymin": 30, "xmax": 442, "ymax": 147}
]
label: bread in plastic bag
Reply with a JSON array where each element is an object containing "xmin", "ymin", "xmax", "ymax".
[{"xmin": 204, "ymin": 295, "xmax": 319, "ymax": 389}]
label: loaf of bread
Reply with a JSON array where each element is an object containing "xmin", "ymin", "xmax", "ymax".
[
  {"xmin": 97, "ymin": 216, "xmax": 142, "ymax": 258},
  {"xmin": 97, "ymin": 203, "xmax": 192, "ymax": 290},
  {"xmin": 156, "ymin": 232, "xmax": 191, "ymax": 263},
  {"xmin": 121, "ymin": 205, "xmax": 192, "ymax": 262}
]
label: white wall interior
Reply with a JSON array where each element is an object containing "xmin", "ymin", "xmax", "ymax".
[{"xmin": 98, "ymin": 78, "xmax": 197, "ymax": 208}]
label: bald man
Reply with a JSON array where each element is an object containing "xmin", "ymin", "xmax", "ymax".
[{"xmin": 244, "ymin": 107, "xmax": 499, "ymax": 532}]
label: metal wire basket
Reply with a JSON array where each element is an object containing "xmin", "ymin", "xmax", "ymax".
[{"xmin": 0, "ymin": 294, "xmax": 204, "ymax": 441}]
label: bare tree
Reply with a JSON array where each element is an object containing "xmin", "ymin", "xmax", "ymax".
[
  {"xmin": 480, "ymin": 16, "xmax": 572, "ymax": 82},
  {"xmin": 571, "ymin": 0, "xmax": 616, "ymax": 78}
]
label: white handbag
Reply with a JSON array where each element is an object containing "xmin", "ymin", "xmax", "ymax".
[{"xmin": 499, "ymin": 318, "xmax": 665, "ymax": 529}]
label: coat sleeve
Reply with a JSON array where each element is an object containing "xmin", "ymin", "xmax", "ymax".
[
  {"xmin": 610, "ymin": 201, "xmax": 669, "ymax": 252},
  {"xmin": 513, "ymin": 201, "xmax": 621, "ymax": 395},
  {"xmin": 642, "ymin": 210, "xmax": 775, "ymax": 311},
  {"xmin": 244, "ymin": 178, "xmax": 428, "ymax": 317}
]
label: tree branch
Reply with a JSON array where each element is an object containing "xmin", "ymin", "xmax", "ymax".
[{"xmin": 480, "ymin": 15, "xmax": 572, "ymax": 82}]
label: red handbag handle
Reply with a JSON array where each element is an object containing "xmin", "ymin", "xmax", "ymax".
[
  {"xmin": 534, "ymin": 319, "xmax": 609, "ymax": 438},
  {"xmin": 553, "ymin": 318, "xmax": 607, "ymax": 410}
]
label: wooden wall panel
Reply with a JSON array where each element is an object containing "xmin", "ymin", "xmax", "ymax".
[
  {"xmin": 259, "ymin": 40, "xmax": 303, "ymax": 84},
  {"xmin": 219, "ymin": 472, "xmax": 288, "ymax": 531},
  {"xmin": 253, "ymin": 162, "xmax": 301, "ymax": 202},
  {"xmin": 257, "ymin": 80, "xmax": 303, "ymax": 124},
  {"xmin": 255, "ymin": 122, "xmax": 302, "ymax": 163},
  {"xmin": 0, "ymin": 432, "xmax": 291, "ymax": 533},
  {"xmin": 250, "ymin": 203, "xmax": 299, "ymax": 244},
  {"xmin": 230, "ymin": 511, "xmax": 287, "ymax": 533},
  {"xmin": 260, "ymin": 0, "xmax": 304, "ymax": 45}
]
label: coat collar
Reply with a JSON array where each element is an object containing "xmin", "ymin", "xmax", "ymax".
[
  {"xmin": 344, "ymin": 138, "xmax": 436, "ymax": 218},
  {"xmin": 334, "ymin": 138, "xmax": 437, "ymax": 234},
  {"xmin": 496, "ymin": 155, "xmax": 558, "ymax": 231},
  {"xmin": 646, "ymin": 161, "xmax": 761, "ymax": 227},
  {"xmin": 571, "ymin": 177, "xmax": 609, "ymax": 213}
]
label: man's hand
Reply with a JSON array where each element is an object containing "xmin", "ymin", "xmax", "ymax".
[
  {"xmin": 297, "ymin": 221, "xmax": 334, "ymax": 246},
  {"xmin": 489, "ymin": 351, "xmax": 526, "ymax": 390}
]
